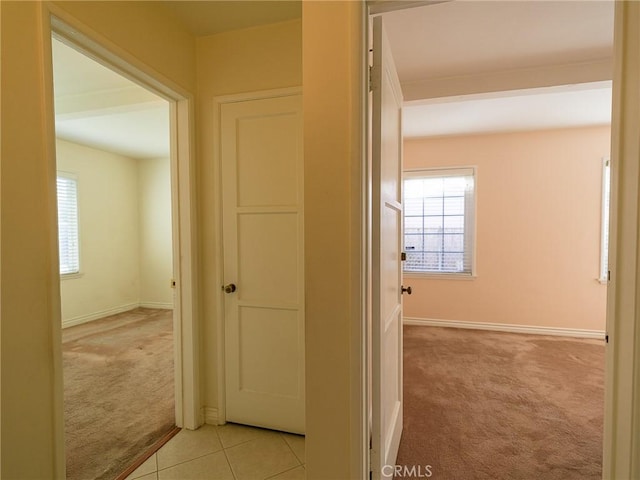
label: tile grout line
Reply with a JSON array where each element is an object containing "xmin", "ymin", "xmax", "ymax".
[
  {"xmin": 221, "ymin": 447, "xmax": 239, "ymax": 480},
  {"xmin": 263, "ymin": 463, "xmax": 304, "ymax": 480},
  {"xmin": 276, "ymin": 433, "xmax": 299, "ymax": 461},
  {"xmin": 261, "ymin": 434, "xmax": 303, "ymax": 479},
  {"xmin": 222, "ymin": 431, "xmax": 301, "ymax": 480},
  {"xmin": 277, "ymin": 434, "xmax": 301, "ymax": 467},
  {"xmin": 157, "ymin": 449, "xmax": 225, "ymax": 473},
  {"xmin": 222, "ymin": 437, "xmax": 264, "ymax": 451},
  {"xmin": 147, "ymin": 425, "xmax": 305, "ymax": 480},
  {"xmin": 220, "ymin": 428, "xmax": 285, "ymax": 451},
  {"xmin": 279, "ymin": 433, "xmax": 304, "ymax": 466},
  {"xmin": 217, "ymin": 428, "xmax": 240, "ymax": 480},
  {"xmin": 153, "ymin": 454, "xmax": 159, "ymax": 480},
  {"xmin": 126, "ymin": 454, "xmax": 158, "ymax": 480}
]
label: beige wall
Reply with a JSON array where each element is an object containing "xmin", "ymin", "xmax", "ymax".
[
  {"xmin": 52, "ymin": 1, "xmax": 196, "ymax": 94},
  {"xmin": 196, "ymin": 19, "xmax": 302, "ymax": 415},
  {"xmin": 57, "ymin": 139, "xmax": 140, "ymax": 323},
  {"xmin": 1, "ymin": 3, "xmax": 61, "ymax": 476},
  {"xmin": 138, "ymin": 157, "xmax": 173, "ymax": 308},
  {"xmin": 303, "ymin": 2, "xmax": 365, "ymax": 478},
  {"xmin": 56, "ymin": 140, "xmax": 173, "ymax": 325},
  {"xmin": 194, "ymin": 12, "xmax": 366, "ymax": 477},
  {"xmin": 1, "ymin": 3, "xmax": 194, "ymax": 477},
  {"xmin": 403, "ymin": 126, "xmax": 610, "ymax": 331}
]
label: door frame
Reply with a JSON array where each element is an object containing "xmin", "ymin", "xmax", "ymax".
[
  {"xmin": 603, "ymin": 2, "xmax": 640, "ymax": 478},
  {"xmin": 42, "ymin": 2, "xmax": 201, "ymax": 465},
  {"xmin": 362, "ymin": 2, "xmax": 640, "ymax": 479},
  {"xmin": 213, "ymin": 86, "xmax": 303, "ymax": 425}
]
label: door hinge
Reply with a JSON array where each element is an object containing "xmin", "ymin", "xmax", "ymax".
[
  {"xmin": 605, "ymin": 333, "xmax": 609, "ymax": 344},
  {"xmin": 369, "ymin": 447, "xmax": 373, "ymax": 477},
  {"xmin": 170, "ymin": 279, "xmax": 176, "ymax": 289},
  {"xmin": 608, "ymin": 270, "xmax": 611, "ymax": 282},
  {"xmin": 369, "ymin": 65, "xmax": 373, "ymax": 92}
]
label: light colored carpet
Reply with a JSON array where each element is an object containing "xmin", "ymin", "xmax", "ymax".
[
  {"xmin": 398, "ymin": 326, "xmax": 604, "ymax": 480},
  {"xmin": 63, "ymin": 308, "xmax": 175, "ymax": 480}
]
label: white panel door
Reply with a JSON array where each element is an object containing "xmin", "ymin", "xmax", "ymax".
[
  {"xmin": 371, "ymin": 16, "xmax": 404, "ymax": 479},
  {"xmin": 221, "ymin": 94, "xmax": 304, "ymax": 434}
]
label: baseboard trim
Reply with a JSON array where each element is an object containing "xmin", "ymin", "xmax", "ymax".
[
  {"xmin": 139, "ymin": 302, "xmax": 173, "ymax": 310},
  {"xmin": 403, "ymin": 317, "xmax": 606, "ymax": 340},
  {"xmin": 203, "ymin": 407, "xmax": 219, "ymax": 425},
  {"xmin": 62, "ymin": 302, "xmax": 174, "ymax": 329},
  {"xmin": 62, "ymin": 303, "xmax": 140, "ymax": 329}
]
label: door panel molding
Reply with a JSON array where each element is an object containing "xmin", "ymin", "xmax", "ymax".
[{"xmin": 213, "ymin": 87, "xmax": 303, "ymax": 428}]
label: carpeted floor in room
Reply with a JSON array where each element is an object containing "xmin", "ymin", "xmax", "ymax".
[
  {"xmin": 63, "ymin": 307, "xmax": 175, "ymax": 480},
  {"xmin": 398, "ymin": 326, "xmax": 604, "ymax": 480}
]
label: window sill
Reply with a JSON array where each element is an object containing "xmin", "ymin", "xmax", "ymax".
[
  {"xmin": 61, "ymin": 272, "xmax": 84, "ymax": 281},
  {"xmin": 403, "ymin": 272, "xmax": 476, "ymax": 281}
]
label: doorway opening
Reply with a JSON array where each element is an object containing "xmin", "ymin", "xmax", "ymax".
[
  {"xmin": 52, "ymin": 36, "xmax": 175, "ymax": 480},
  {"xmin": 48, "ymin": 11, "xmax": 199, "ymax": 479},
  {"xmin": 368, "ymin": 2, "xmax": 614, "ymax": 478}
]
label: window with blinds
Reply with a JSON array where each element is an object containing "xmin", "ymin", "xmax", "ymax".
[
  {"xmin": 600, "ymin": 158, "xmax": 611, "ymax": 283},
  {"xmin": 403, "ymin": 168, "xmax": 475, "ymax": 275},
  {"xmin": 57, "ymin": 173, "xmax": 80, "ymax": 275}
]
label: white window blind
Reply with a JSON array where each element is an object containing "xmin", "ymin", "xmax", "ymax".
[
  {"xmin": 600, "ymin": 158, "xmax": 611, "ymax": 283},
  {"xmin": 57, "ymin": 173, "xmax": 80, "ymax": 275},
  {"xmin": 403, "ymin": 168, "xmax": 475, "ymax": 275}
]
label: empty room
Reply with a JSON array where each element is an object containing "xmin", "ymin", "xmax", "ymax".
[
  {"xmin": 376, "ymin": 2, "xmax": 613, "ymax": 478},
  {"xmin": 400, "ymin": 123, "xmax": 610, "ymax": 478},
  {"xmin": 52, "ymin": 38, "xmax": 176, "ymax": 479}
]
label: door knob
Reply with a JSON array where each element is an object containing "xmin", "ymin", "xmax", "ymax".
[
  {"xmin": 223, "ymin": 283, "xmax": 236, "ymax": 294},
  {"xmin": 401, "ymin": 285, "xmax": 412, "ymax": 295}
]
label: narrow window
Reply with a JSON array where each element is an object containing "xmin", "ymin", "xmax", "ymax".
[
  {"xmin": 57, "ymin": 173, "xmax": 80, "ymax": 275},
  {"xmin": 600, "ymin": 158, "xmax": 611, "ymax": 283},
  {"xmin": 404, "ymin": 168, "xmax": 476, "ymax": 276}
]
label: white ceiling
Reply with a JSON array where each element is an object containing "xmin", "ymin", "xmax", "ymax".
[
  {"xmin": 52, "ymin": 38, "xmax": 170, "ymax": 160},
  {"xmin": 55, "ymin": 106, "xmax": 170, "ymax": 160},
  {"xmin": 158, "ymin": 1, "xmax": 301, "ymax": 36},
  {"xmin": 384, "ymin": 1, "xmax": 614, "ymax": 83},
  {"xmin": 403, "ymin": 82, "xmax": 612, "ymax": 138},
  {"xmin": 52, "ymin": 1, "xmax": 616, "ymax": 156},
  {"xmin": 382, "ymin": 1, "xmax": 615, "ymax": 138}
]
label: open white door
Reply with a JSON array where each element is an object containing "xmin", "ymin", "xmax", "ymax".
[{"xmin": 371, "ymin": 15, "xmax": 404, "ymax": 480}]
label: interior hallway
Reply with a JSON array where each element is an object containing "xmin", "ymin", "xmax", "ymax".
[{"xmin": 125, "ymin": 423, "xmax": 305, "ymax": 480}]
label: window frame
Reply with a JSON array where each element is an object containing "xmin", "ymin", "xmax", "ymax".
[
  {"xmin": 600, "ymin": 157, "xmax": 611, "ymax": 284},
  {"xmin": 57, "ymin": 171, "xmax": 81, "ymax": 278},
  {"xmin": 403, "ymin": 166, "xmax": 477, "ymax": 279}
]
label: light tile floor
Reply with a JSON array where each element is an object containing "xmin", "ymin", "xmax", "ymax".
[{"xmin": 126, "ymin": 423, "xmax": 305, "ymax": 480}]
